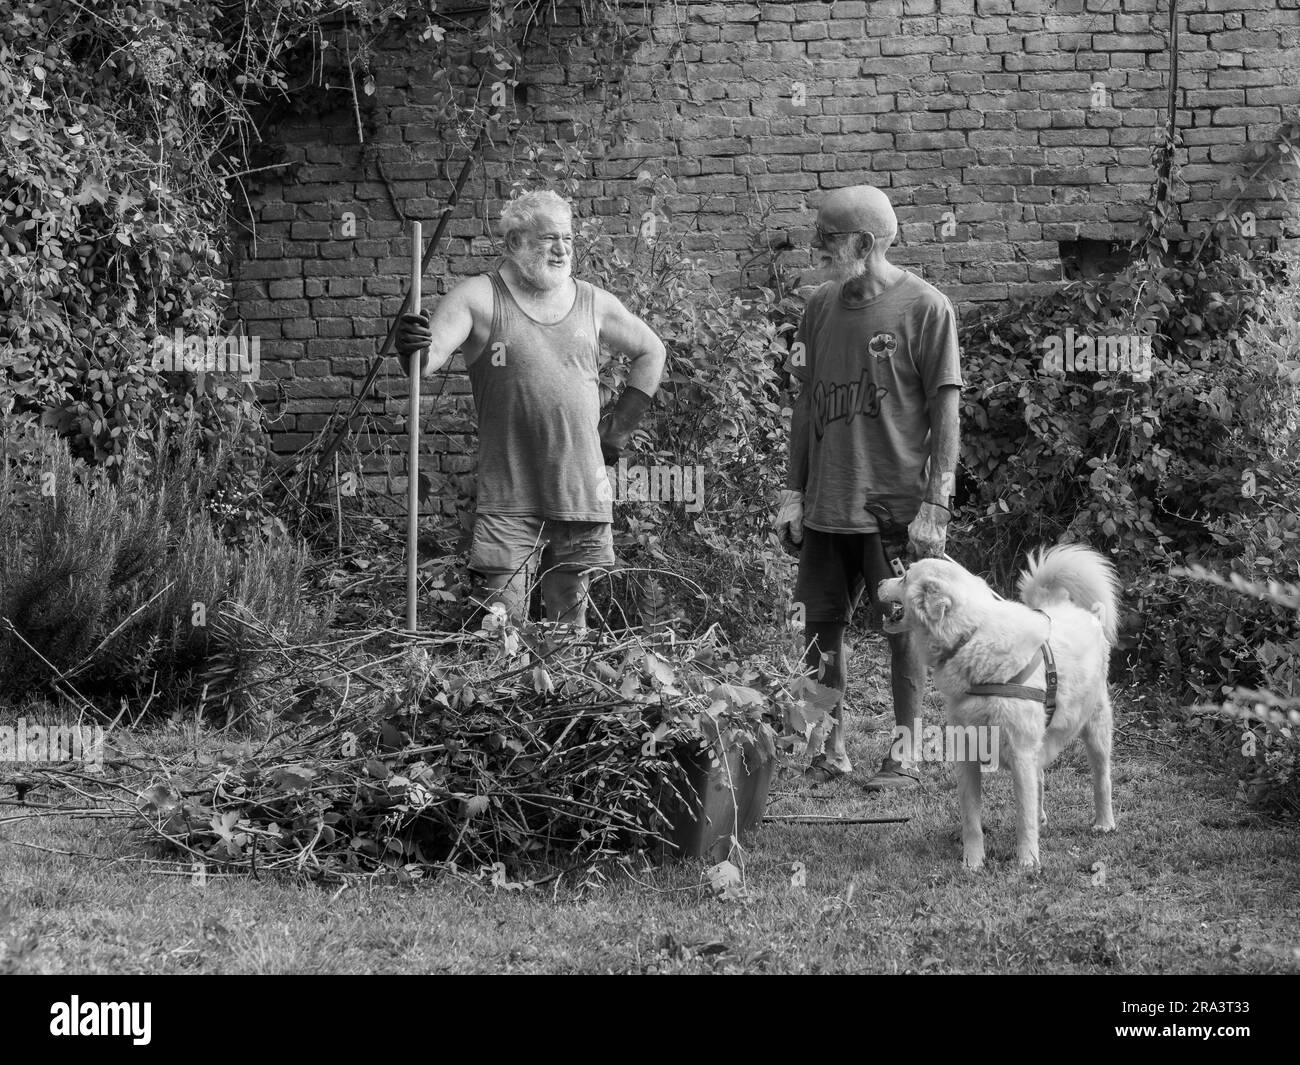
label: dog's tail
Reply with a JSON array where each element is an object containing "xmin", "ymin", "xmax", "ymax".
[{"xmin": 1017, "ymin": 543, "xmax": 1120, "ymax": 646}]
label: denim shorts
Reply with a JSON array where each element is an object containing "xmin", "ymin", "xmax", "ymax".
[{"xmin": 468, "ymin": 512, "xmax": 615, "ymax": 578}]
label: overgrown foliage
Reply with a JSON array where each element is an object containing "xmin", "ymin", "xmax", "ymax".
[
  {"xmin": 955, "ymin": 247, "xmax": 1299, "ymax": 577},
  {"xmin": 1177, "ymin": 569, "xmax": 1300, "ymax": 819},
  {"xmin": 578, "ymin": 174, "xmax": 793, "ymax": 635},
  {"xmin": 0, "ymin": 420, "xmax": 330, "ymax": 713},
  {"xmin": 0, "ymin": 0, "xmax": 285, "ymax": 481}
]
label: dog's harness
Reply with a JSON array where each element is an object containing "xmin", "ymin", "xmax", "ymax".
[
  {"xmin": 968, "ymin": 642, "xmax": 1058, "ymax": 722},
  {"xmin": 935, "ymin": 608, "xmax": 1059, "ymax": 724},
  {"xmin": 884, "ymin": 540, "xmax": 1061, "ymax": 724}
]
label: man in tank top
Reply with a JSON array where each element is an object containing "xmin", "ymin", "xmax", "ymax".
[{"xmin": 395, "ymin": 190, "xmax": 666, "ymax": 629}]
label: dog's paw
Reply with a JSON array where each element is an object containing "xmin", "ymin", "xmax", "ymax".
[
  {"xmin": 1090, "ymin": 821, "xmax": 1116, "ymax": 835},
  {"xmin": 1017, "ymin": 856, "xmax": 1041, "ymax": 871},
  {"xmin": 962, "ymin": 850, "xmax": 985, "ymax": 871}
]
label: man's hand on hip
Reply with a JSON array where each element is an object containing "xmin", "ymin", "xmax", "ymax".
[
  {"xmin": 598, "ymin": 386, "xmax": 653, "ymax": 465},
  {"xmin": 908, "ymin": 501, "xmax": 949, "ymax": 559}
]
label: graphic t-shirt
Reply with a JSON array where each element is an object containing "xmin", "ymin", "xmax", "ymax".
[{"xmin": 785, "ymin": 270, "xmax": 962, "ymax": 533}]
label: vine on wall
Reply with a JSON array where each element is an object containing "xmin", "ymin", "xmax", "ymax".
[{"xmin": 0, "ymin": 0, "xmax": 648, "ymax": 521}]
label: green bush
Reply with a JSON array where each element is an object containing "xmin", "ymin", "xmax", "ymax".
[
  {"xmin": 0, "ymin": 2, "xmax": 314, "ymax": 545},
  {"xmin": 1175, "ymin": 567, "xmax": 1300, "ymax": 819},
  {"xmin": 574, "ymin": 176, "xmax": 795, "ymax": 637},
  {"xmin": 955, "ymin": 248, "xmax": 1293, "ymax": 579},
  {"xmin": 0, "ymin": 421, "xmax": 329, "ymax": 715}
]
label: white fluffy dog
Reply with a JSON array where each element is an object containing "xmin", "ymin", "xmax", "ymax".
[{"xmin": 877, "ymin": 545, "xmax": 1120, "ymax": 870}]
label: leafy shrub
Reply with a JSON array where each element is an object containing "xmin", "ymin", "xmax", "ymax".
[
  {"xmin": 0, "ymin": 2, "xmax": 316, "ymax": 548},
  {"xmin": 1174, "ymin": 567, "xmax": 1300, "ymax": 818},
  {"xmin": 571, "ymin": 175, "xmax": 796, "ymax": 637},
  {"xmin": 955, "ymin": 247, "xmax": 1293, "ymax": 579},
  {"xmin": 0, "ymin": 422, "xmax": 329, "ymax": 714},
  {"xmin": 1119, "ymin": 249, "xmax": 1300, "ymax": 688},
  {"xmin": 2, "ymin": 3, "xmax": 233, "ymax": 467}
]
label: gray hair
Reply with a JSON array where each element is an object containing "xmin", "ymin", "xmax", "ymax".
[{"xmin": 498, "ymin": 190, "xmax": 572, "ymax": 243}]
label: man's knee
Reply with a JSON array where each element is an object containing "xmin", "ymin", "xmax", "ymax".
[
  {"xmin": 470, "ymin": 569, "xmax": 530, "ymax": 621},
  {"xmin": 541, "ymin": 566, "xmax": 590, "ymax": 603}
]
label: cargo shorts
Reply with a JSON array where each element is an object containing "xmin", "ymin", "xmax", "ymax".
[{"xmin": 468, "ymin": 512, "xmax": 616, "ymax": 577}]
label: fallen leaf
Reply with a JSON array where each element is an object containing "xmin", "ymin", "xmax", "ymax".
[{"xmin": 706, "ymin": 859, "xmax": 742, "ymax": 897}]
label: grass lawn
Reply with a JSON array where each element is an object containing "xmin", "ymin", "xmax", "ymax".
[{"xmin": 2, "ymin": 635, "xmax": 1297, "ymax": 975}]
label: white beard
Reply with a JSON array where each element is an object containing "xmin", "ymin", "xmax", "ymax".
[
  {"xmin": 514, "ymin": 248, "xmax": 572, "ymax": 292},
  {"xmin": 828, "ymin": 246, "xmax": 867, "ymax": 283}
]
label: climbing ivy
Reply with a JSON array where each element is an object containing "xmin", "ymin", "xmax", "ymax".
[{"xmin": 0, "ymin": 0, "xmax": 645, "ymax": 514}]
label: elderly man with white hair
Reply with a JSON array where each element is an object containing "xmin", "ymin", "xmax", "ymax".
[
  {"xmin": 777, "ymin": 184, "xmax": 963, "ymax": 790},
  {"xmin": 396, "ymin": 189, "xmax": 666, "ymax": 627}
]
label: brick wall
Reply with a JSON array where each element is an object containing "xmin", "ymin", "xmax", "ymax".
[{"xmin": 232, "ymin": 0, "xmax": 1300, "ymax": 508}]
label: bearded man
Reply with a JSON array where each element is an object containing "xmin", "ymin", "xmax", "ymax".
[
  {"xmin": 395, "ymin": 190, "xmax": 666, "ymax": 627},
  {"xmin": 777, "ymin": 185, "xmax": 963, "ymax": 789}
]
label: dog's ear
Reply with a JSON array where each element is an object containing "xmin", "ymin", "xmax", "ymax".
[{"xmin": 916, "ymin": 578, "xmax": 952, "ymax": 629}]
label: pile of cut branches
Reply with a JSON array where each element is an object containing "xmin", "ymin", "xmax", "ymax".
[{"xmin": 15, "ymin": 615, "xmax": 834, "ymax": 884}]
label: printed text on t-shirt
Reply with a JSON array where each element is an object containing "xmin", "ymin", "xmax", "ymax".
[{"xmin": 811, "ymin": 370, "xmax": 890, "ymax": 440}]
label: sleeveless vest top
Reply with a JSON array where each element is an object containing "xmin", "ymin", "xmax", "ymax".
[{"xmin": 467, "ymin": 270, "xmax": 611, "ymax": 521}]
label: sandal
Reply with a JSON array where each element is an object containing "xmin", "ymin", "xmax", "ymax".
[
  {"xmin": 863, "ymin": 757, "xmax": 921, "ymax": 791},
  {"xmin": 803, "ymin": 753, "xmax": 850, "ymax": 785}
]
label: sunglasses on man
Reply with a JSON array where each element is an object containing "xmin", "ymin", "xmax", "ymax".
[
  {"xmin": 812, "ymin": 226, "xmax": 900, "ymax": 248},
  {"xmin": 813, "ymin": 225, "xmax": 858, "ymax": 246}
]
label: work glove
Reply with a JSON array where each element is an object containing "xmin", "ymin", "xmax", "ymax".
[
  {"xmin": 775, "ymin": 489, "xmax": 804, "ymax": 557},
  {"xmin": 908, "ymin": 501, "xmax": 950, "ymax": 560},
  {"xmin": 395, "ymin": 312, "xmax": 432, "ymax": 376},
  {"xmin": 597, "ymin": 385, "xmax": 652, "ymax": 466}
]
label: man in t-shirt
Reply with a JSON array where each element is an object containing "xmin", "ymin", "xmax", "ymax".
[
  {"xmin": 777, "ymin": 185, "xmax": 962, "ymax": 789},
  {"xmin": 395, "ymin": 189, "xmax": 666, "ymax": 628}
]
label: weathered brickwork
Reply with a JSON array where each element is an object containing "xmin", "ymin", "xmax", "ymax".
[{"xmin": 232, "ymin": 0, "xmax": 1300, "ymax": 507}]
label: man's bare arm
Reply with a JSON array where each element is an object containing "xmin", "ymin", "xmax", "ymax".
[
  {"xmin": 596, "ymin": 291, "xmax": 666, "ymax": 395},
  {"xmin": 907, "ymin": 385, "xmax": 961, "ymax": 558},
  {"xmin": 924, "ymin": 385, "xmax": 961, "ymax": 506},
  {"xmin": 592, "ymin": 291, "xmax": 665, "ymax": 463},
  {"xmin": 396, "ymin": 278, "xmax": 481, "ymax": 377},
  {"xmin": 787, "ymin": 381, "xmax": 810, "ymax": 492}
]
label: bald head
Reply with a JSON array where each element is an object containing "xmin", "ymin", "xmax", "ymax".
[{"xmin": 818, "ymin": 186, "xmax": 898, "ymax": 252}]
